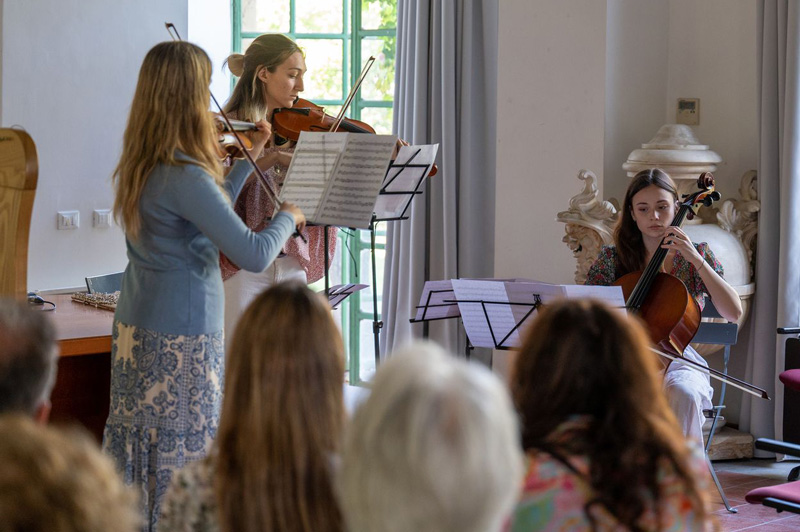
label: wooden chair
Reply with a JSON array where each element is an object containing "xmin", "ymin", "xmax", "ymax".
[{"xmin": 0, "ymin": 129, "xmax": 38, "ymax": 300}]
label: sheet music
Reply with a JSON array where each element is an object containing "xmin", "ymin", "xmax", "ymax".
[
  {"xmin": 374, "ymin": 144, "xmax": 439, "ymax": 220},
  {"xmin": 323, "ymin": 283, "xmax": 369, "ymax": 309},
  {"xmin": 562, "ymin": 284, "xmax": 626, "ymax": 309},
  {"xmin": 451, "ymin": 279, "xmax": 523, "ymax": 349},
  {"xmin": 280, "ymin": 132, "xmax": 396, "ymax": 228},
  {"xmin": 453, "ymin": 280, "xmax": 629, "ymax": 349},
  {"xmin": 412, "ymin": 279, "xmax": 460, "ymax": 321},
  {"xmin": 319, "ymin": 134, "xmax": 397, "ymax": 228},
  {"xmin": 280, "ymin": 132, "xmax": 346, "ymax": 214}
]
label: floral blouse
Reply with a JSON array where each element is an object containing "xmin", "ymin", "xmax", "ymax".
[
  {"xmin": 508, "ymin": 418, "xmax": 712, "ymax": 532},
  {"xmin": 160, "ymin": 455, "xmax": 219, "ymax": 532},
  {"xmin": 584, "ymin": 243, "xmax": 723, "ymax": 311}
]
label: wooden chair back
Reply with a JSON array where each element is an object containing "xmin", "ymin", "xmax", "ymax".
[{"xmin": 0, "ymin": 129, "xmax": 38, "ymax": 300}]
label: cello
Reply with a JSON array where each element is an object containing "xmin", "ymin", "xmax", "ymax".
[
  {"xmin": 614, "ymin": 172, "xmax": 769, "ymax": 400},
  {"xmin": 614, "ymin": 172, "xmax": 720, "ymax": 358}
]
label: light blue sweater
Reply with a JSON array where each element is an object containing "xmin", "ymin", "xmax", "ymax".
[{"xmin": 115, "ymin": 157, "xmax": 295, "ymax": 335}]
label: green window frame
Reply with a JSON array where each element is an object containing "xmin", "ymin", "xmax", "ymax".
[{"xmin": 232, "ymin": 0, "xmax": 396, "ymax": 385}]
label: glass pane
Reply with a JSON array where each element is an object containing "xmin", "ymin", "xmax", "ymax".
[
  {"xmin": 242, "ymin": 0, "xmax": 290, "ymax": 33},
  {"xmin": 360, "ymin": 221, "xmax": 386, "ymax": 244},
  {"xmin": 241, "ymin": 38, "xmax": 255, "ymax": 57},
  {"xmin": 296, "ymin": 0, "xmax": 343, "ymax": 33},
  {"xmin": 359, "ymin": 248, "xmax": 384, "ymax": 313},
  {"xmin": 298, "ymin": 39, "xmax": 344, "ymax": 101},
  {"xmin": 360, "ymin": 37, "xmax": 395, "ymax": 101},
  {"xmin": 359, "ymin": 107, "xmax": 393, "ymax": 135},
  {"xmin": 359, "ymin": 320, "xmax": 377, "ymax": 380},
  {"xmin": 361, "ymin": 0, "xmax": 397, "ymax": 30}
]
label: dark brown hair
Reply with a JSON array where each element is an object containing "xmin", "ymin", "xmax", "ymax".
[
  {"xmin": 614, "ymin": 168, "xmax": 678, "ymax": 277},
  {"xmin": 215, "ymin": 283, "xmax": 345, "ymax": 532},
  {"xmin": 511, "ymin": 299, "xmax": 710, "ymax": 531}
]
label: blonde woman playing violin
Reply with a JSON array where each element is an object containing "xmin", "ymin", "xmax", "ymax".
[
  {"xmin": 220, "ymin": 34, "xmax": 338, "ymax": 354},
  {"xmin": 104, "ymin": 41, "xmax": 303, "ymax": 531}
]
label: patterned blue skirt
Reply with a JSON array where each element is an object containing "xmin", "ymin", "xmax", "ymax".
[{"xmin": 102, "ymin": 320, "xmax": 224, "ymax": 532}]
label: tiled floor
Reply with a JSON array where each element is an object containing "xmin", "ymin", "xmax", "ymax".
[{"xmin": 711, "ymin": 459, "xmax": 800, "ymax": 531}]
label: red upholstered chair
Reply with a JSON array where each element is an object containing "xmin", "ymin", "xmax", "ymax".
[
  {"xmin": 745, "ymin": 339, "xmax": 800, "ymax": 514},
  {"xmin": 745, "ymin": 438, "xmax": 800, "ymax": 514}
]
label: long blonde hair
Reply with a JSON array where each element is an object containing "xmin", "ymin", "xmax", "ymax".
[
  {"xmin": 112, "ymin": 41, "xmax": 222, "ymax": 239},
  {"xmin": 224, "ymin": 34, "xmax": 303, "ymax": 121},
  {"xmin": 215, "ymin": 282, "xmax": 345, "ymax": 532}
]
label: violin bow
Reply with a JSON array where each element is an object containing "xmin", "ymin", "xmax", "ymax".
[
  {"xmin": 649, "ymin": 346, "xmax": 770, "ymax": 400},
  {"xmin": 165, "ymin": 23, "xmax": 307, "ymax": 242},
  {"xmin": 329, "ymin": 56, "xmax": 375, "ymax": 133}
]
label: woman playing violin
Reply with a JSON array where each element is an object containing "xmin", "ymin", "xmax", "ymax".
[
  {"xmin": 585, "ymin": 168, "xmax": 742, "ymax": 448},
  {"xmin": 103, "ymin": 41, "xmax": 303, "ymax": 530},
  {"xmin": 220, "ymin": 34, "xmax": 338, "ymax": 350}
]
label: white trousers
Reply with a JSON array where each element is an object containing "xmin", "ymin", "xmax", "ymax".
[
  {"xmin": 664, "ymin": 345, "xmax": 714, "ymax": 450},
  {"xmin": 223, "ymin": 256, "xmax": 307, "ymax": 356}
]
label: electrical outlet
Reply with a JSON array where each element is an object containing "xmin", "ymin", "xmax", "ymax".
[
  {"xmin": 57, "ymin": 210, "xmax": 79, "ymax": 230},
  {"xmin": 93, "ymin": 209, "xmax": 112, "ymax": 228}
]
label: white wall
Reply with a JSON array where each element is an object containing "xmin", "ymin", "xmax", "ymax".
[
  {"xmin": 664, "ymin": 0, "xmax": 758, "ymax": 203},
  {"xmin": 495, "ymin": 0, "xmax": 607, "ymax": 284},
  {"xmin": 604, "ymin": 0, "xmax": 758, "ymax": 204},
  {"xmin": 2, "ymin": 1, "xmax": 187, "ymax": 290},
  {"xmin": 1, "ymin": 0, "xmax": 233, "ymax": 292},
  {"xmin": 188, "ymin": 0, "xmax": 233, "ymax": 106},
  {"xmin": 604, "ymin": 0, "xmax": 670, "ymax": 197}
]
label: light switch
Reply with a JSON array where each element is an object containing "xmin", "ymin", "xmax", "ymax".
[
  {"xmin": 93, "ymin": 209, "xmax": 112, "ymax": 228},
  {"xmin": 57, "ymin": 210, "xmax": 79, "ymax": 230}
]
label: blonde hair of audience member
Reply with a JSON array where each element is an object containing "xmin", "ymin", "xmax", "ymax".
[
  {"xmin": 0, "ymin": 415, "xmax": 139, "ymax": 532},
  {"xmin": 339, "ymin": 342, "xmax": 524, "ymax": 532},
  {"xmin": 511, "ymin": 299, "xmax": 711, "ymax": 530},
  {"xmin": 0, "ymin": 298, "xmax": 58, "ymax": 423},
  {"xmin": 224, "ymin": 34, "xmax": 303, "ymax": 122},
  {"xmin": 112, "ymin": 41, "xmax": 223, "ymax": 240},
  {"xmin": 215, "ymin": 282, "xmax": 345, "ymax": 532}
]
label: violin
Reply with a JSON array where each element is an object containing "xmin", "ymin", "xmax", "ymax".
[
  {"xmin": 213, "ymin": 113, "xmax": 256, "ymax": 160},
  {"xmin": 166, "ymin": 23, "xmax": 306, "ymax": 242},
  {"xmin": 272, "ymin": 98, "xmax": 375, "ymax": 139},
  {"xmin": 271, "ymin": 98, "xmax": 438, "ymax": 177},
  {"xmin": 614, "ymin": 172, "xmax": 721, "ymax": 358}
]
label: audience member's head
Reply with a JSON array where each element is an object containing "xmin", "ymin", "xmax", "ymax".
[
  {"xmin": 216, "ymin": 282, "xmax": 345, "ymax": 532},
  {"xmin": 0, "ymin": 298, "xmax": 58, "ymax": 422},
  {"xmin": 0, "ymin": 415, "xmax": 139, "ymax": 532},
  {"xmin": 511, "ymin": 298, "xmax": 709, "ymax": 528},
  {"xmin": 339, "ymin": 342, "xmax": 524, "ymax": 532}
]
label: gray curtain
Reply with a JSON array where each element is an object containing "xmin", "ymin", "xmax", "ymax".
[
  {"xmin": 380, "ymin": 0, "xmax": 498, "ymax": 358},
  {"xmin": 740, "ymin": 0, "xmax": 800, "ymax": 443}
]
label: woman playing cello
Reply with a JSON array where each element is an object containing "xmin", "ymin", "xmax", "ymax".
[{"xmin": 585, "ymin": 168, "xmax": 742, "ymax": 448}]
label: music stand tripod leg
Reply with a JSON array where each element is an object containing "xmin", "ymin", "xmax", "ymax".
[{"xmin": 370, "ymin": 215, "xmax": 382, "ymax": 366}]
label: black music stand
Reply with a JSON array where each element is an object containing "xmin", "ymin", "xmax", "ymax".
[
  {"xmin": 365, "ymin": 145, "xmax": 439, "ymax": 365},
  {"xmin": 447, "ymin": 294, "xmax": 542, "ymax": 351},
  {"xmin": 323, "ymin": 283, "xmax": 368, "ymax": 310}
]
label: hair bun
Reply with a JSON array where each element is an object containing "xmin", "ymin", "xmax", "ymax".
[{"xmin": 226, "ymin": 53, "xmax": 245, "ymax": 77}]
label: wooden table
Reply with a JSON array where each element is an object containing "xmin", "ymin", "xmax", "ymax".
[{"xmin": 49, "ymin": 294, "xmax": 114, "ymax": 442}]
